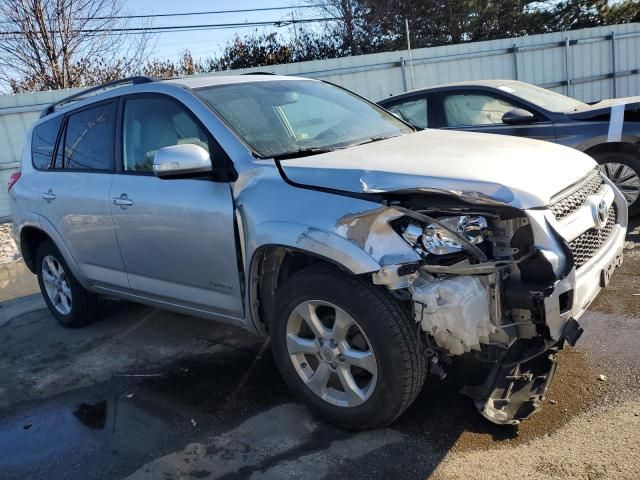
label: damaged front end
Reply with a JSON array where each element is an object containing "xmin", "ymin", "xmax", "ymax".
[{"xmin": 368, "ymin": 199, "xmax": 594, "ymax": 426}]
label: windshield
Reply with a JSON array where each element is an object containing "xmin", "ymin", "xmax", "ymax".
[
  {"xmin": 497, "ymin": 81, "xmax": 587, "ymax": 112},
  {"xmin": 196, "ymin": 79, "xmax": 413, "ymax": 158}
]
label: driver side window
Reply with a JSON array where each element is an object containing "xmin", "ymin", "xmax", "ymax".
[
  {"xmin": 443, "ymin": 93, "xmax": 518, "ymax": 127},
  {"xmin": 122, "ymin": 97, "xmax": 210, "ymax": 172}
]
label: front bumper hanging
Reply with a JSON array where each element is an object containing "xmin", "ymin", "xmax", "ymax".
[{"xmin": 461, "ymin": 327, "xmax": 582, "ymax": 425}]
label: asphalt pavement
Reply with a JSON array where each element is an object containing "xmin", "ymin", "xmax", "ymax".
[{"xmin": 0, "ymin": 221, "xmax": 639, "ymax": 480}]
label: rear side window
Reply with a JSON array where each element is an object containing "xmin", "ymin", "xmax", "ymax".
[
  {"xmin": 62, "ymin": 102, "xmax": 116, "ymax": 170},
  {"xmin": 31, "ymin": 116, "xmax": 63, "ymax": 170}
]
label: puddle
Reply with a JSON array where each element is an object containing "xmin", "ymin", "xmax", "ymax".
[
  {"xmin": 0, "ymin": 347, "xmax": 293, "ymax": 480},
  {"xmin": 0, "ymin": 260, "xmax": 39, "ymax": 303},
  {"xmin": 74, "ymin": 401, "xmax": 108, "ymax": 430}
]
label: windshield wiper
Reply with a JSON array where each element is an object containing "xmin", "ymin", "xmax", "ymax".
[
  {"xmin": 271, "ymin": 147, "xmax": 337, "ymax": 160},
  {"xmin": 349, "ymin": 135, "xmax": 398, "ymax": 148},
  {"xmin": 271, "ymin": 136, "xmax": 400, "ymax": 160}
]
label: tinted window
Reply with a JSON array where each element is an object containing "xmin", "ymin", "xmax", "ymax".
[
  {"xmin": 63, "ymin": 103, "xmax": 116, "ymax": 170},
  {"xmin": 386, "ymin": 98, "xmax": 428, "ymax": 129},
  {"xmin": 31, "ymin": 116, "xmax": 63, "ymax": 170},
  {"xmin": 443, "ymin": 93, "xmax": 518, "ymax": 127},
  {"xmin": 122, "ymin": 97, "xmax": 210, "ymax": 172}
]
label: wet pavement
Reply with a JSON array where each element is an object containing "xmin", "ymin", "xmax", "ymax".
[
  {"xmin": 0, "ymin": 259, "xmax": 38, "ymax": 303},
  {"xmin": 0, "ymin": 221, "xmax": 639, "ymax": 479}
]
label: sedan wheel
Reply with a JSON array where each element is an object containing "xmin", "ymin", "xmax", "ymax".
[
  {"xmin": 286, "ymin": 300, "xmax": 378, "ymax": 408},
  {"xmin": 600, "ymin": 162, "xmax": 640, "ymax": 206}
]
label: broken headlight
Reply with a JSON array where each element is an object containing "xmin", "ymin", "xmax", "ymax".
[{"xmin": 403, "ymin": 215, "xmax": 488, "ymax": 255}]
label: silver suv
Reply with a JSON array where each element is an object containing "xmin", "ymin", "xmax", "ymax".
[{"xmin": 8, "ymin": 75, "xmax": 628, "ymax": 429}]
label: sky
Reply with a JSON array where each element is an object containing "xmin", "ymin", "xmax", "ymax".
[{"xmin": 122, "ymin": 0, "xmax": 322, "ymax": 62}]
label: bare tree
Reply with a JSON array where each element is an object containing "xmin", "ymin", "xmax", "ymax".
[
  {"xmin": 310, "ymin": 0, "xmax": 369, "ymax": 55},
  {"xmin": 0, "ymin": 0, "xmax": 152, "ymax": 92}
]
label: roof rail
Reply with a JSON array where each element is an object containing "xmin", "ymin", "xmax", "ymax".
[
  {"xmin": 242, "ymin": 72, "xmax": 276, "ymax": 75},
  {"xmin": 40, "ymin": 76, "xmax": 156, "ymax": 118}
]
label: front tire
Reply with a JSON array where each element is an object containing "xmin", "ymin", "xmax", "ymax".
[
  {"xmin": 594, "ymin": 151, "xmax": 640, "ymax": 216},
  {"xmin": 270, "ymin": 264, "xmax": 427, "ymax": 430},
  {"xmin": 36, "ymin": 241, "xmax": 99, "ymax": 328}
]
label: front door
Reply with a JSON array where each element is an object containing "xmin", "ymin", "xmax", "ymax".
[
  {"xmin": 109, "ymin": 95, "xmax": 243, "ymax": 319},
  {"xmin": 435, "ymin": 90, "xmax": 556, "ymax": 142}
]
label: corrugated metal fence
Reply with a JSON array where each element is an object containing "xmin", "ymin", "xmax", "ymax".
[{"xmin": 1, "ymin": 23, "xmax": 640, "ymax": 218}]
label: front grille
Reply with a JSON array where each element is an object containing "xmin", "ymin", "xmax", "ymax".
[
  {"xmin": 550, "ymin": 171, "xmax": 605, "ymax": 221},
  {"xmin": 568, "ymin": 206, "xmax": 617, "ymax": 269}
]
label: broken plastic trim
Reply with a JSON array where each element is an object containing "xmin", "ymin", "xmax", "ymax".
[
  {"xmin": 462, "ymin": 338, "xmax": 558, "ymax": 425},
  {"xmin": 420, "ymin": 252, "xmax": 534, "ymax": 275},
  {"xmin": 460, "ymin": 325, "xmax": 579, "ymax": 426}
]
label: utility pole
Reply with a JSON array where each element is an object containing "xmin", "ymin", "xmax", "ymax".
[
  {"xmin": 405, "ymin": 18, "xmax": 415, "ymax": 90},
  {"xmin": 292, "ymin": 12, "xmax": 300, "ymax": 57}
]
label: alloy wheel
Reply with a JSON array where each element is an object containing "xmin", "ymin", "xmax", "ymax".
[
  {"xmin": 285, "ymin": 300, "xmax": 378, "ymax": 407},
  {"xmin": 42, "ymin": 255, "xmax": 72, "ymax": 315},
  {"xmin": 600, "ymin": 162, "xmax": 640, "ymax": 205}
]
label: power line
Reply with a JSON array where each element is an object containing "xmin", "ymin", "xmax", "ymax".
[
  {"xmin": 0, "ymin": 17, "xmax": 337, "ymax": 37},
  {"xmin": 85, "ymin": 5, "xmax": 324, "ymax": 21},
  {"xmin": 0, "ymin": 4, "xmax": 324, "ymax": 25}
]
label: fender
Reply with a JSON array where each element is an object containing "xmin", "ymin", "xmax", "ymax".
[
  {"xmin": 573, "ymin": 134, "xmax": 640, "ymax": 153},
  {"xmin": 247, "ymin": 221, "xmax": 384, "ymax": 276},
  {"xmin": 23, "ymin": 214, "xmax": 92, "ymax": 289}
]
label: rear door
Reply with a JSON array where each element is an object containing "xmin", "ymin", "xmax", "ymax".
[
  {"xmin": 109, "ymin": 94, "xmax": 243, "ymax": 319},
  {"xmin": 38, "ymin": 101, "xmax": 127, "ymax": 288},
  {"xmin": 433, "ymin": 89, "xmax": 556, "ymax": 142}
]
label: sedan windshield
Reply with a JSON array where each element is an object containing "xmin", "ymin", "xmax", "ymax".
[
  {"xmin": 196, "ymin": 79, "xmax": 413, "ymax": 158},
  {"xmin": 497, "ymin": 81, "xmax": 587, "ymax": 112}
]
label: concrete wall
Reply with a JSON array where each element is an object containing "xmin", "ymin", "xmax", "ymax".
[{"xmin": 1, "ymin": 23, "xmax": 640, "ymax": 218}]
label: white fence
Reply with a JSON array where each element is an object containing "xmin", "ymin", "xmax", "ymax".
[{"xmin": 1, "ymin": 23, "xmax": 640, "ymax": 218}]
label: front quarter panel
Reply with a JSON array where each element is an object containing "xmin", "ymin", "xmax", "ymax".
[{"xmin": 235, "ymin": 165, "xmax": 421, "ymax": 277}]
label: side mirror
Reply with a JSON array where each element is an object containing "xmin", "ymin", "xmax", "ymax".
[
  {"xmin": 153, "ymin": 144, "xmax": 212, "ymax": 179},
  {"xmin": 502, "ymin": 108, "xmax": 535, "ymax": 125}
]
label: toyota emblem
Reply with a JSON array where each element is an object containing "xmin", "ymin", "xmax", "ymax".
[{"xmin": 595, "ymin": 200, "xmax": 609, "ymax": 228}]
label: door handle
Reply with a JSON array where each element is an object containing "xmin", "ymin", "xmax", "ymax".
[
  {"xmin": 42, "ymin": 190, "xmax": 56, "ymax": 202},
  {"xmin": 113, "ymin": 194, "xmax": 133, "ymax": 208}
]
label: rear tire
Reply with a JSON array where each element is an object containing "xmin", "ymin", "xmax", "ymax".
[
  {"xmin": 36, "ymin": 241, "xmax": 99, "ymax": 328},
  {"xmin": 270, "ymin": 264, "xmax": 427, "ymax": 430},
  {"xmin": 593, "ymin": 151, "xmax": 640, "ymax": 216}
]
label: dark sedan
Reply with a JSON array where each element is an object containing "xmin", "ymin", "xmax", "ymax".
[{"xmin": 378, "ymin": 80, "xmax": 640, "ymax": 214}]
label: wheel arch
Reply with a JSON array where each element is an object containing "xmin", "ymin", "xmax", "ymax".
[
  {"xmin": 584, "ymin": 140, "xmax": 640, "ymax": 159},
  {"xmin": 19, "ymin": 220, "xmax": 87, "ymax": 285},
  {"xmin": 19, "ymin": 225, "xmax": 50, "ymax": 273},
  {"xmin": 246, "ymin": 244, "xmax": 374, "ymax": 334}
]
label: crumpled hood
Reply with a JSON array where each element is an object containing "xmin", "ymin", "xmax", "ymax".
[{"xmin": 278, "ymin": 129, "xmax": 596, "ymax": 209}]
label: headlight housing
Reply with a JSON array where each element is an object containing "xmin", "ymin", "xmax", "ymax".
[{"xmin": 402, "ymin": 215, "xmax": 488, "ymax": 255}]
